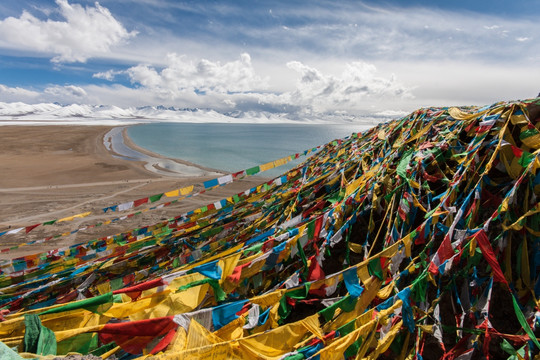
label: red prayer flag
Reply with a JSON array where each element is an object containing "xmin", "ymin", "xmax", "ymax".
[
  {"xmin": 227, "ymin": 262, "xmax": 252, "ymax": 284},
  {"xmin": 511, "ymin": 145, "xmax": 524, "ymax": 158},
  {"xmin": 307, "ymin": 256, "xmax": 325, "ymax": 281},
  {"xmin": 25, "ymin": 223, "xmax": 41, "ymax": 234},
  {"xmin": 149, "ymin": 327, "xmax": 177, "ymax": 354},
  {"xmin": 134, "ymin": 197, "xmax": 149, "ymax": 207},
  {"xmin": 428, "ymin": 235, "xmax": 455, "ymax": 275},
  {"xmin": 232, "ymin": 170, "xmax": 245, "ymax": 178},
  {"xmin": 473, "ymin": 229, "xmax": 508, "ymax": 285},
  {"xmin": 113, "ymin": 277, "xmax": 165, "ymax": 301},
  {"xmin": 98, "ymin": 316, "xmax": 177, "ymax": 354}
]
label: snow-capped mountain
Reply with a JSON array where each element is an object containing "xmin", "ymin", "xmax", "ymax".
[{"xmin": 0, "ymin": 101, "xmax": 401, "ymax": 125}]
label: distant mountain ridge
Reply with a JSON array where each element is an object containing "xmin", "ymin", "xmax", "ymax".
[{"xmin": 0, "ymin": 101, "xmax": 398, "ymax": 125}]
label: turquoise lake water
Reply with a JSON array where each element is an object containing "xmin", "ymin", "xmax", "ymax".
[{"xmin": 127, "ymin": 122, "xmax": 375, "ymax": 177}]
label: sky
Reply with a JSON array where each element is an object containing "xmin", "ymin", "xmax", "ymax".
[{"xmin": 0, "ymin": 0, "xmax": 539, "ymax": 118}]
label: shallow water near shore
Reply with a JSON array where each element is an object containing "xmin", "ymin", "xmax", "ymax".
[
  {"xmin": 104, "ymin": 126, "xmax": 221, "ymax": 177},
  {"xmin": 127, "ymin": 122, "xmax": 374, "ymax": 177}
]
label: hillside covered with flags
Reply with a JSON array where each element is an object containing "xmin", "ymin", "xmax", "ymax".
[{"xmin": 0, "ymin": 97, "xmax": 540, "ymax": 359}]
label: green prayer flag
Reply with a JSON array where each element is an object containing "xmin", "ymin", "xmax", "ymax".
[
  {"xmin": 296, "ymin": 238, "xmax": 308, "ymax": 278},
  {"xmin": 368, "ymin": 258, "xmax": 384, "ymax": 280},
  {"xmin": 23, "ymin": 315, "xmax": 40, "ymax": 353},
  {"xmin": 512, "ymin": 295, "xmax": 540, "ymax": 349},
  {"xmin": 307, "ymin": 220, "xmax": 316, "ymax": 240},
  {"xmin": 278, "ymin": 284, "xmax": 311, "ymax": 321},
  {"xmin": 283, "ymin": 353, "xmax": 304, "ymax": 360},
  {"xmin": 396, "ymin": 150, "xmax": 414, "ymax": 179},
  {"xmin": 246, "ymin": 166, "xmax": 260, "ymax": 176},
  {"xmin": 177, "ymin": 279, "xmax": 211, "ymax": 292},
  {"xmin": 57, "ymin": 332, "xmax": 98, "ymax": 355},
  {"xmin": 345, "ymin": 338, "xmax": 363, "ymax": 359},
  {"xmin": 319, "ymin": 295, "xmax": 358, "ymax": 322},
  {"xmin": 90, "ymin": 341, "xmax": 117, "ymax": 357},
  {"xmin": 518, "ymin": 151, "xmax": 535, "ymax": 168},
  {"xmin": 328, "ymin": 189, "xmax": 345, "ymax": 204},
  {"xmin": 519, "ymin": 128, "xmax": 540, "ymax": 141},
  {"xmin": 149, "ymin": 193, "xmax": 164, "ymax": 203},
  {"xmin": 208, "ymin": 279, "xmax": 227, "ymax": 302},
  {"xmin": 244, "ymin": 243, "xmax": 263, "ymax": 255},
  {"xmin": 500, "ymin": 338, "xmax": 517, "ymax": 356},
  {"xmin": 336, "ymin": 318, "xmax": 356, "ymax": 336},
  {"xmin": 23, "ymin": 314, "xmax": 57, "ymax": 356},
  {"xmin": 411, "ymin": 273, "xmax": 428, "ymax": 303}
]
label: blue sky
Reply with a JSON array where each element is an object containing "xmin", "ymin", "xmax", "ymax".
[{"xmin": 0, "ymin": 0, "xmax": 539, "ymax": 117}]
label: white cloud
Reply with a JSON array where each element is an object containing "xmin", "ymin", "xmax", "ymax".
[
  {"xmin": 93, "ymin": 69, "xmax": 122, "ymax": 81},
  {"xmin": 44, "ymin": 84, "xmax": 87, "ymax": 98},
  {"xmin": 271, "ymin": 61, "xmax": 413, "ymax": 113},
  {"xmin": 0, "ymin": 84, "xmax": 40, "ymax": 102},
  {"xmin": 516, "ymin": 37, "xmax": 530, "ymax": 42},
  {"xmin": 127, "ymin": 64, "xmax": 162, "ymax": 88},
  {"xmin": 0, "ymin": 84, "xmax": 41, "ymax": 103},
  {"xmin": 0, "ymin": 0, "xmax": 136, "ymax": 63},
  {"xmin": 125, "ymin": 53, "xmax": 268, "ymax": 98},
  {"xmin": 375, "ymin": 109, "xmax": 409, "ymax": 117},
  {"xmin": 377, "ymin": 59, "xmax": 540, "ymax": 109}
]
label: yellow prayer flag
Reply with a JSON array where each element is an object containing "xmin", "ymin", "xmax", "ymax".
[
  {"xmin": 180, "ymin": 185, "xmax": 194, "ymax": 195},
  {"xmin": 165, "ymin": 189, "xmax": 179, "ymax": 197},
  {"xmin": 273, "ymin": 157, "xmax": 288, "ymax": 167},
  {"xmin": 259, "ymin": 162, "xmax": 274, "ymax": 172},
  {"xmin": 57, "ymin": 211, "xmax": 92, "ymax": 223}
]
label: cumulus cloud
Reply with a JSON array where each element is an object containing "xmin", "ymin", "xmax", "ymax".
[
  {"xmin": 44, "ymin": 84, "xmax": 87, "ymax": 98},
  {"xmin": 0, "ymin": 0, "xmax": 136, "ymax": 63},
  {"xmin": 93, "ymin": 69, "xmax": 122, "ymax": 81},
  {"xmin": 0, "ymin": 84, "xmax": 40, "ymax": 102},
  {"xmin": 271, "ymin": 61, "xmax": 413, "ymax": 113},
  {"xmin": 124, "ymin": 53, "xmax": 268, "ymax": 99},
  {"xmin": 0, "ymin": 84, "xmax": 41, "ymax": 103}
]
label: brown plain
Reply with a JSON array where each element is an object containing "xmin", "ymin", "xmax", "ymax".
[{"xmin": 0, "ymin": 126, "xmax": 266, "ymax": 259}]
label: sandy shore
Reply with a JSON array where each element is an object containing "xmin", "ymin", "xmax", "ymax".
[{"xmin": 0, "ymin": 125, "xmax": 269, "ymax": 259}]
